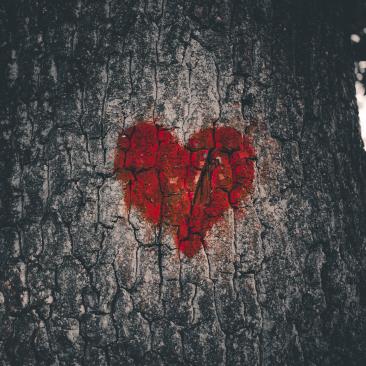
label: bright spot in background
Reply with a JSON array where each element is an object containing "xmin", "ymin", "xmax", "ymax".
[
  {"xmin": 351, "ymin": 34, "xmax": 361, "ymax": 43},
  {"xmin": 355, "ymin": 81, "xmax": 366, "ymax": 148}
]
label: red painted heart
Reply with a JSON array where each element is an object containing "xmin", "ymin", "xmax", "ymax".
[{"xmin": 114, "ymin": 121, "xmax": 255, "ymax": 257}]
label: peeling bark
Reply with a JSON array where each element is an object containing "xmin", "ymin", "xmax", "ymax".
[{"xmin": 1, "ymin": 1, "xmax": 366, "ymax": 365}]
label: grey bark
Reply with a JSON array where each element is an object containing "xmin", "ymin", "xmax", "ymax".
[{"xmin": 1, "ymin": 1, "xmax": 366, "ymax": 365}]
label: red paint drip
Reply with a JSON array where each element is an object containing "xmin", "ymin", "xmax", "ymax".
[{"xmin": 114, "ymin": 121, "xmax": 256, "ymax": 257}]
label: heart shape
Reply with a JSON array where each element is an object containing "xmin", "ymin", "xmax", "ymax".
[{"xmin": 114, "ymin": 121, "xmax": 255, "ymax": 257}]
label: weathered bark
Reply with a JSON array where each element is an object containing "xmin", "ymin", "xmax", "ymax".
[{"xmin": 1, "ymin": 1, "xmax": 366, "ymax": 365}]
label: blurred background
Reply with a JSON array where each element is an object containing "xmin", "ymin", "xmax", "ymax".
[
  {"xmin": 351, "ymin": 0, "xmax": 366, "ymax": 149},
  {"xmin": 352, "ymin": 30, "xmax": 366, "ymax": 148}
]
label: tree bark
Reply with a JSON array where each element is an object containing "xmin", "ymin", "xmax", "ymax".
[{"xmin": 1, "ymin": 1, "xmax": 366, "ymax": 365}]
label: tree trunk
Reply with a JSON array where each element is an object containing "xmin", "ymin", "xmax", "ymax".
[{"xmin": 1, "ymin": 1, "xmax": 366, "ymax": 365}]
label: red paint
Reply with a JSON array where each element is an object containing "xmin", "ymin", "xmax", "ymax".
[{"xmin": 114, "ymin": 121, "xmax": 255, "ymax": 257}]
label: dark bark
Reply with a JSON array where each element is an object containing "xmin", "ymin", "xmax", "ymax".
[{"xmin": 1, "ymin": 1, "xmax": 366, "ymax": 365}]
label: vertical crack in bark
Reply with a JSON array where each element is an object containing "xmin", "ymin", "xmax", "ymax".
[
  {"xmin": 111, "ymin": 260, "xmax": 121, "ymax": 342},
  {"xmin": 128, "ymin": 50, "xmax": 134, "ymax": 98},
  {"xmin": 190, "ymin": 282, "xmax": 198, "ymax": 324},
  {"xmin": 182, "ymin": 33, "xmax": 193, "ymax": 137},
  {"xmin": 100, "ymin": 57, "xmax": 111, "ymax": 166},
  {"xmin": 77, "ymin": 86, "xmax": 92, "ymax": 166},
  {"xmin": 214, "ymin": 60, "xmax": 223, "ymax": 126},
  {"xmin": 152, "ymin": 0, "xmax": 165, "ymax": 122},
  {"xmin": 254, "ymin": 273, "xmax": 264, "ymax": 366}
]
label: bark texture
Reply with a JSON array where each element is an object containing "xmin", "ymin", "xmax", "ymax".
[{"xmin": 1, "ymin": 1, "xmax": 366, "ymax": 365}]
